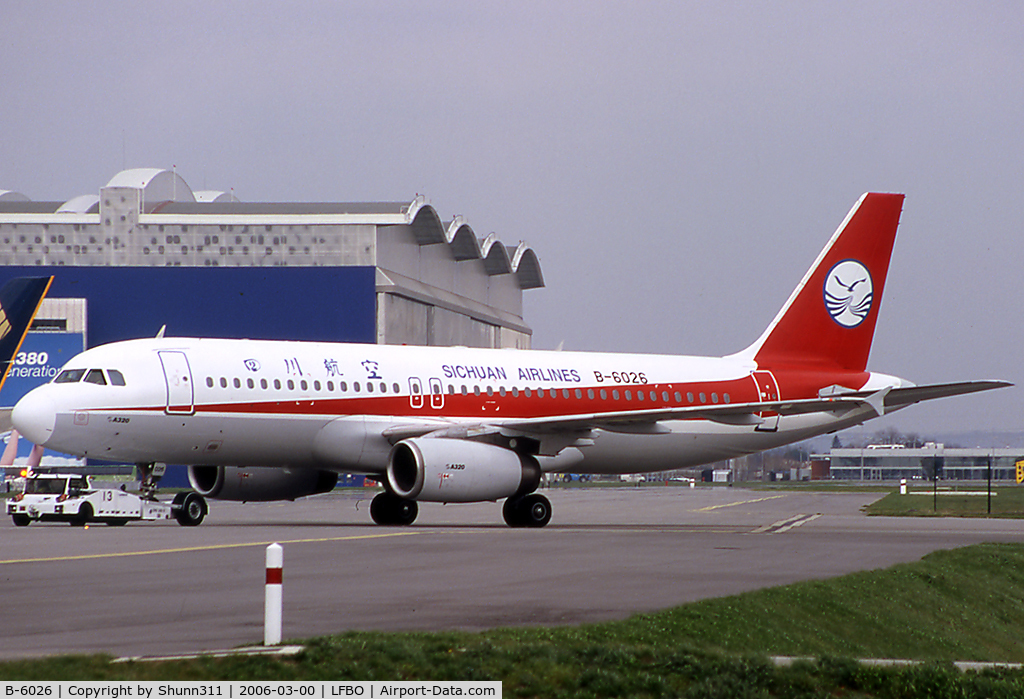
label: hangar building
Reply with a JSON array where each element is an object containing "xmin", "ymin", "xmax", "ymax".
[
  {"xmin": 0, "ymin": 168, "xmax": 544, "ymax": 352},
  {"xmin": 813, "ymin": 446, "xmax": 1024, "ymax": 481}
]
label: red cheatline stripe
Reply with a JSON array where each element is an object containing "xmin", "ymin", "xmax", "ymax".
[{"xmin": 266, "ymin": 568, "xmax": 283, "ymax": 585}]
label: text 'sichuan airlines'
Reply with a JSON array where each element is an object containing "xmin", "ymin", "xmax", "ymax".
[{"xmin": 11, "ymin": 193, "xmax": 1010, "ymax": 526}]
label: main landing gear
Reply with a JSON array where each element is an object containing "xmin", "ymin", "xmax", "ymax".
[
  {"xmin": 502, "ymin": 493, "xmax": 552, "ymax": 528},
  {"xmin": 370, "ymin": 491, "xmax": 419, "ymax": 526},
  {"xmin": 368, "ymin": 491, "xmax": 553, "ymax": 528}
]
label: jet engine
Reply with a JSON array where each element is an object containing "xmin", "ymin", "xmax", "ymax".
[
  {"xmin": 188, "ymin": 465, "xmax": 339, "ymax": 502},
  {"xmin": 386, "ymin": 438, "xmax": 540, "ymax": 503}
]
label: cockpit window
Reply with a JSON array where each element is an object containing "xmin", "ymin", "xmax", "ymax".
[
  {"xmin": 54, "ymin": 369, "xmax": 86, "ymax": 384},
  {"xmin": 84, "ymin": 369, "xmax": 107, "ymax": 385},
  {"xmin": 108, "ymin": 370, "xmax": 126, "ymax": 386}
]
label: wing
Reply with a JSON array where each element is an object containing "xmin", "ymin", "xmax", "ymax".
[
  {"xmin": 496, "ymin": 380, "xmax": 1012, "ymax": 432},
  {"xmin": 378, "ymin": 380, "xmax": 1011, "ymax": 452}
]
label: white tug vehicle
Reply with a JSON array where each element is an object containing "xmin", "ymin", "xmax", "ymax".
[{"xmin": 7, "ymin": 472, "xmax": 206, "ymax": 527}]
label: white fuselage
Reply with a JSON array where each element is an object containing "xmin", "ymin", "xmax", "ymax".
[{"xmin": 13, "ymin": 337, "xmax": 900, "ymax": 475}]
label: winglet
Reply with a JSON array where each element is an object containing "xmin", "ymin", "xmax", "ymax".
[{"xmin": 0, "ymin": 277, "xmax": 53, "ymax": 395}]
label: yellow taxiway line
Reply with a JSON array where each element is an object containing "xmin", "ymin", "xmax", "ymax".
[
  {"xmin": 694, "ymin": 494, "xmax": 789, "ymax": 512},
  {"xmin": 0, "ymin": 530, "xmax": 420, "ymax": 565}
]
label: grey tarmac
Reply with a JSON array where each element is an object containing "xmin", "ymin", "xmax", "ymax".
[{"xmin": 2, "ymin": 486, "xmax": 1023, "ymax": 660}]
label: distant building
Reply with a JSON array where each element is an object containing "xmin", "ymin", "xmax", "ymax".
[
  {"xmin": 814, "ymin": 446, "xmax": 1024, "ymax": 481},
  {"xmin": 0, "ymin": 168, "xmax": 544, "ymax": 350}
]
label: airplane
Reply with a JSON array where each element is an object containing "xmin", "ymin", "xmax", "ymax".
[
  {"xmin": 0, "ymin": 276, "xmax": 53, "ymax": 434},
  {"xmin": 10, "ymin": 194, "xmax": 1010, "ymax": 527}
]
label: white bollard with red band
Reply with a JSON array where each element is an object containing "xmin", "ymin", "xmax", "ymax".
[{"xmin": 265, "ymin": 543, "xmax": 283, "ymax": 646}]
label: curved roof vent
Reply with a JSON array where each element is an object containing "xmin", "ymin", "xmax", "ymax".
[
  {"xmin": 56, "ymin": 194, "xmax": 100, "ymax": 213},
  {"xmin": 194, "ymin": 190, "xmax": 241, "ymax": 203},
  {"xmin": 406, "ymin": 197, "xmax": 445, "ymax": 245},
  {"xmin": 480, "ymin": 233, "xmax": 513, "ymax": 275},
  {"xmin": 444, "ymin": 216, "xmax": 482, "ymax": 260},
  {"xmin": 511, "ymin": 243, "xmax": 544, "ymax": 289},
  {"xmin": 104, "ymin": 168, "xmax": 196, "ymax": 205},
  {"xmin": 0, "ymin": 190, "xmax": 30, "ymax": 202}
]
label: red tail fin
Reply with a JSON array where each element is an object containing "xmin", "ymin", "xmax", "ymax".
[{"xmin": 740, "ymin": 193, "xmax": 905, "ymax": 372}]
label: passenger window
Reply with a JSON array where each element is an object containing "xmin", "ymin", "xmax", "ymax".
[
  {"xmin": 367, "ymin": 382, "xmax": 374, "ymax": 393},
  {"xmin": 637, "ymin": 391, "xmax": 645, "ymax": 402},
  {"xmin": 327, "ymin": 381, "xmax": 334, "ymax": 391},
  {"xmin": 562, "ymin": 389, "xmax": 570, "ymax": 399},
  {"xmin": 247, "ymin": 378, "xmax": 255, "ymax": 389},
  {"xmin": 261, "ymin": 379, "xmax": 268, "ymax": 389},
  {"xmin": 288, "ymin": 380, "xmax": 295, "ymax": 390},
  {"xmin": 651, "ymin": 391, "xmax": 657, "ymax": 402},
  {"xmin": 380, "ymin": 382, "xmax": 387, "ymax": 393},
  {"xmin": 461, "ymin": 385, "xmax": 468, "ymax": 395},
  {"xmin": 234, "ymin": 378, "xmax": 241, "ymax": 388},
  {"xmin": 84, "ymin": 369, "xmax": 107, "ymax": 385},
  {"xmin": 525, "ymin": 388, "xmax": 532, "ymax": 397},
  {"xmin": 625, "ymin": 390, "xmax": 632, "ymax": 401},
  {"xmin": 612, "ymin": 389, "xmax": 619, "ymax": 400},
  {"xmin": 674, "ymin": 392, "xmax": 682, "ymax": 402},
  {"xmin": 55, "ymin": 369, "xmax": 86, "ymax": 383},
  {"xmin": 724, "ymin": 393, "xmax": 731, "ymax": 403},
  {"xmin": 109, "ymin": 370, "xmax": 126, "ymax": 386},
  {"xmin": 314, "ymin": 381, "xmax": 321, "ymax": 391},
  {"xmin": 662, "ymin": 391, "xmax": 669, "ymax": 402},
  {"xmin": 206, "ymin": 377, "xmax": 214, "ymax": 388},
  {"xmin": 599, "ymin": 389, "xmax": 606, "ymax": 400},
  {"xmin": 340, "ymin": 381, "xmax": 347, "ymax": 391},
  {"xmin": 353, "ymin": 382, "xmax": 359, "ymax": 392},
  {"xmin": 699, "ymin": 392, "xmax": 707, "ymax": 403},
  {"xmin": 274, "ymin": 379, "xmax": 282, "ymax": 390},
  {"xmin": 712, "ymin": 393, "xmax": 719, "ymax": 404},
  {"xmin": 512, "ymin": 387, "xmax": 519, "ymax": 397},
  {"xmin": 300, "ymin": 380, "xmax": 308, "ymax": 391},
  {"xmin": 687, "ymin": 392, "xmax": 694, "ymax": 403},
  {"xmin": 220, "ymin": 377, "xmax": 228, "ymax": 388},
  {"xmin": 392, "ymin": 383, "xmax": 400, "ymax": 393},
  {"xmin": 575, "ymin": 389, "xmax": 582, "ymax": 399}
]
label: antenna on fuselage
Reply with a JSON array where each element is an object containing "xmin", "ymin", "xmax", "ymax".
[{"xmin": 155, "ymin": 325, "xmax": 166, "ymax": 339}]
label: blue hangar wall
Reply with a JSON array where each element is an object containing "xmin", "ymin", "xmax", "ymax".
[{"xmin": 5, "ymin": 266, "xmax": 377, "ymax": 346}]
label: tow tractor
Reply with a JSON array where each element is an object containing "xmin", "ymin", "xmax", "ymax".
[{"xmin": 7, "ymin": 472, "xmax": 207, "ymax": 527}]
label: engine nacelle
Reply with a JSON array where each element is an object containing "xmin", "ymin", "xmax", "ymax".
[
  {"xmin": 387, "ymin": 438, "xmax": 540, "ymax": 503},
  {"xmin": 188, "ymin": 465, "xmax": 339, "ymax": 502}
]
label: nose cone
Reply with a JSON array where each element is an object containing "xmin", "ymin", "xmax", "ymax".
[{"xmin": 12, "ymin": 388, "xmax": 57, "ymax": 446}]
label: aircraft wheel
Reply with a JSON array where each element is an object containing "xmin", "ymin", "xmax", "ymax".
[
  {"xmin": 502, "ymin": 497, "xmax": 524, "ymax": 527},
  {"xmin": 520, "ymin": 494, "xmax": 552, "ymax": 527},
  {"xmin": 12, "ymin": 514, "xmax": 31, "ymax": 527},
  {"xmin": 370, "ymin": 492, "xmax": 418, "ymax": 526},
  {"xmin": 502, "ymin": 494, "xmax": 552, "ymax": 528},
  {"xmin": 70, "ymin": 502, "xmax": 93, "ymax": 526},
  {"xmin": 175, "ymin": 492, "xmax": 207, "ymax": 526}
]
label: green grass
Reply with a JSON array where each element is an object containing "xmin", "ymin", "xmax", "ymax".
[
  {"xmin": 867, "ymin": 486, "xmax": 1024, "ymax": 518},
  {"xmin": 5, "ymin": 543, "xmax": 1024, "ymax": 696}
]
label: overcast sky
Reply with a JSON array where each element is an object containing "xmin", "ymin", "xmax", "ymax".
[{"xmin": 1, "ymin": 1, "xmax": 1021, "ymax": 436}]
